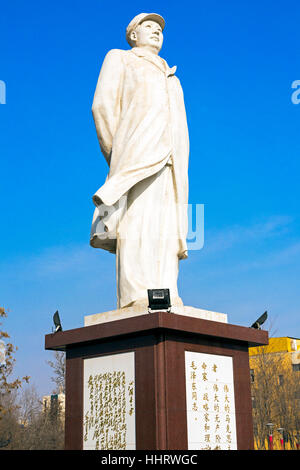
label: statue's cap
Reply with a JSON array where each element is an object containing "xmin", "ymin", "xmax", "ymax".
[{"xmin": 126, "ymin": 13, "xmax": 165, "ymax": 47}]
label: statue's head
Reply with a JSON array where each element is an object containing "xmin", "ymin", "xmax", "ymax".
[{"xmin": 126, "ymin": 13, "xmax": 165, "ymax": 54}]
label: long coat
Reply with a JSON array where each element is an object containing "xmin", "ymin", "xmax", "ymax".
[{"xmin": 90, "ymin": 47, "xmax": 190, "ymax": 260}]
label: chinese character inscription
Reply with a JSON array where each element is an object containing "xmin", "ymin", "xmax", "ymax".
[
  {"xmin": 83, "ymin": 352, "xmax": 135, "ymax": 450},
  {"xmin": 185, "ymin": 352, "xmax": 237, "ymax": 450}
]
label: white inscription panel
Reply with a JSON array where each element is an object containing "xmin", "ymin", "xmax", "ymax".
[
  {"xmin": 83, "ymin": 351, "xmax": 135, "ymax": 450},
  {"xmin": 185, "ymin": 351, "xmax": 237, "ymax": 450}
]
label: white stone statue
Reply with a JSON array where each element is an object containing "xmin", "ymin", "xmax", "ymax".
[{"xmin": 90, "ymin": 13, "xmax": 189, "ymax": 310}]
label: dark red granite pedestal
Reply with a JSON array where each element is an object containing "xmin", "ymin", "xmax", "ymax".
[{"xmin": 45, "ymin": 311, "xmax": 268, "ymax": 450}]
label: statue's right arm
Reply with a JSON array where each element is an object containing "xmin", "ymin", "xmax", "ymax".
[{"xmin": 92, "ymin": 49, "xmax": 125, "ymax": 165}]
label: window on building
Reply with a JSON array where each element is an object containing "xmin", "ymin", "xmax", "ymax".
[
  {"xmin": 50, "ymin": 394, "xmax": 59, "ymax": 417},
  {"xmin": 292, "ymin": 363, "xmax": 300, "ymax": 372},
  {"xmin": 278, "ymin": 375, "xmax": 284, "ymax": 386},
  {"xmin": 250, "ymin": 369, "xmax": 255, "ymax": 383}
]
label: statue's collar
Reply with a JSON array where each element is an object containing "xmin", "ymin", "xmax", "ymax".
[{"xmin": 130, "ymin": 47, "xmax": 177, "ymax": 76}]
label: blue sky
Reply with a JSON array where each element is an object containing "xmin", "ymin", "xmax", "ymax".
[{"xmin": 0, "ymin": 0, "xmax": 299, "ymax": 396}]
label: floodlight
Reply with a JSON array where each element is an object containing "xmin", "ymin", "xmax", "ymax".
[
  {"xmin": 148, "ymin": 289, "xmax": 171, "ymax": 312},
  {"xmin": 250, "ymin": 311, "xmax": 268, "ymax": 329},
  {"xmin": 53, "ymin": 310, "xmax": 62, "ymax": 333}
]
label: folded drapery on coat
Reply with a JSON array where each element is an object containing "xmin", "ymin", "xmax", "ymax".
[{"xmin": 90, "ymin": 47, "xmax": 189, "ymax": 260}]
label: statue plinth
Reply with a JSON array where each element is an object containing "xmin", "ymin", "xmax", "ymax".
[
  {"xmin": 45, "ymin": 310, "xmax": 268, "ymax": 450},
  {"xmin": 84, "ymin": 305, "xmax": 227, "ymax": 327}
]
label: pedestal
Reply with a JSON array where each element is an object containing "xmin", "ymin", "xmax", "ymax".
[{"xmin": 45, "ymin": 311, "xmax": 268, "ymax": 450}]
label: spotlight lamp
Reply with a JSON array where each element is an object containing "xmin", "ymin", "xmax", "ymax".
[
  {"xmin": 53, "ymin": 310, "xmax": 63, "ymax": 333},
  {"xmin": 250, "ymin": 311, "xmax": 268, "ymax": 329},
  {"xmin": 147, "ymin": 289, "xmax": 171, "ymax": 312}
]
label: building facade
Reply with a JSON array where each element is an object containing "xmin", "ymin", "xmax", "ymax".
[
  {"xmin": 42, "ymin": 392, "xmax": 65, "ymax": 423},
  {"xmin": 249, "ymin": 337, "xmax": 300, "ymax": 450}
]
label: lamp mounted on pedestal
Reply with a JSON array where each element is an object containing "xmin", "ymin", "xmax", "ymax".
[{"xmin": 147, "ymin": 289, "xmax": 171, "ymax": 312}]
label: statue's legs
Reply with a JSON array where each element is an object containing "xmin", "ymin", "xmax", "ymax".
[{"xmin": 116, "ymin": 164, "xmax": 183, "ymax": 309}]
